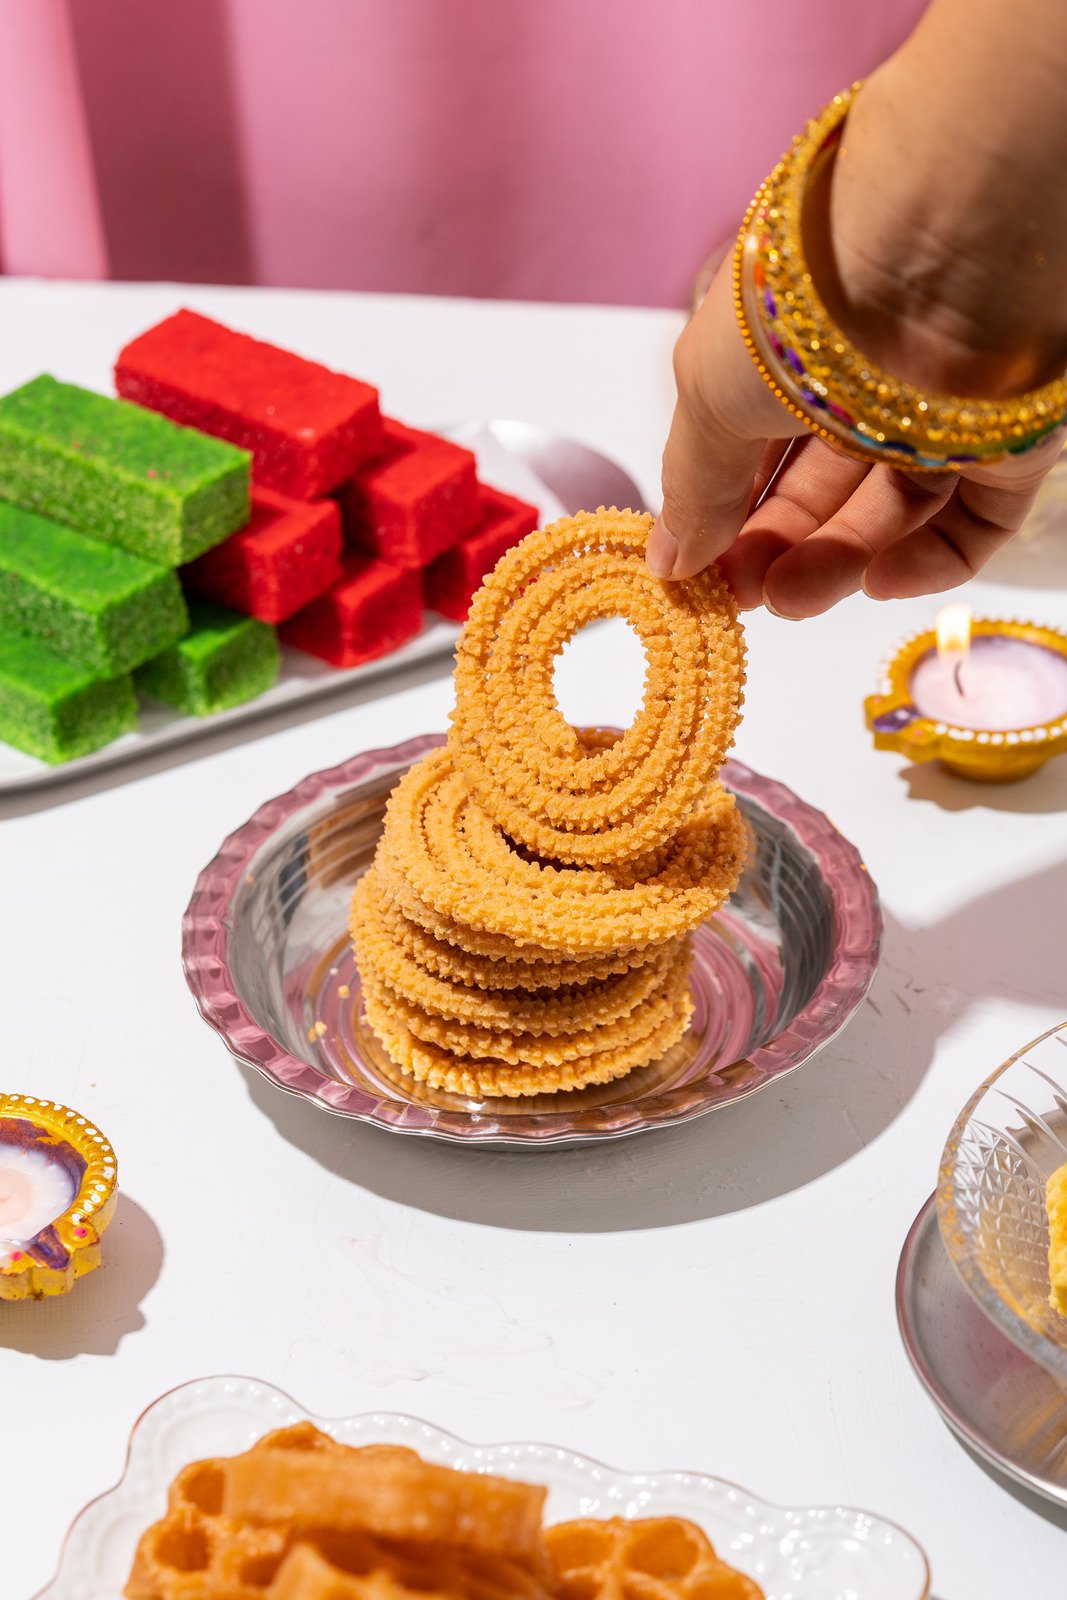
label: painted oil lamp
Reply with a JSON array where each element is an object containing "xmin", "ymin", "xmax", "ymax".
[
  {"xmin": 865, "ymin": 606, "xmax": 1067, "ymax": 781},
  {"xmin": 0, "ymin": 1094, "xmax": 117, "ymax": 1300}
]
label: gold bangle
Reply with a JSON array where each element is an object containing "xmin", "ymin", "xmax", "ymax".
[{"xmin": 734, "ymin": 84, "xmax": 1067, "ymax": 469}]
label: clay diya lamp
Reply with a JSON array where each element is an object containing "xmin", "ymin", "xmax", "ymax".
[
  {"xmin": 865, "ymin": 604, "xmax": 1067, "ymax": 782},
  {"xmin": 0, "ymin": 1094, "xmax": 118, "ymax": 1300}
]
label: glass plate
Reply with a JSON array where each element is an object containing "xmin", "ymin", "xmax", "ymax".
[
  {"xmin": 37, "ymin": 1376, "xmax": 930, "ymax": 1600},
  {"xmin": 182, "ymin": 736, "xmax": 881, "ymax": 1146},
  {"xmin": 938, "ymin": 1020, "xmax": 1067, "ymax": 1382}
]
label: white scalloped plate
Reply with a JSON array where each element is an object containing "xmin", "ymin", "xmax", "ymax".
[{"xmin": 37, "ymin": 1376, "xmax": 930, "ymax": 1600}]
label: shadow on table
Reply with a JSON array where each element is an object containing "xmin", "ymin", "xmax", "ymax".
[
  {"xmin": 240, "ymin": 949, "xmax": 911, "ymax": 1230},
  {"xmin": 0, "ymin": 1195, "xmax": 163, "ymax": 1359},
  {"xmin": 241, "ymin": 853, "xmax": 1065, "ymax": 1230},
  {"xmin": 0, "ymin": 650, "xmax": 454, "ymax": 822},
  {"xmin": 899, "ymin": 756, "xmax": 1067, "ymax": 814},
  {"xmin": 959, "ymin": 1437, "xmax": 1067, "ymax": 1535}
]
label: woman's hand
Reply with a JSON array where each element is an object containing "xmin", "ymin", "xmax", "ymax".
[
  {"xmin": 647, "ymin": 257, "xmax": 1063, "ymax": 617},
  {"xmin": 648, "ymin": 2, "xmax": 1067, "ymax": 615}
]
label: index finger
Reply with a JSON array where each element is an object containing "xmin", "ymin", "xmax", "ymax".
[{"xmin": 651, "ymin": 261, "xmax": 805, "ymax": 580}]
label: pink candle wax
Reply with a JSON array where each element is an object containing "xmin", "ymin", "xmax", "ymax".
[
  {"xmin": 0, "ymin": 1140, "xmax": 76, "ymax": 1253},
  {"xmin": 910, "ymin": 636, "xmax": 1067, "ymax": 731}
]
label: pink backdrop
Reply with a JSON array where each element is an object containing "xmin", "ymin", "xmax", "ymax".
[{"xmin": 1, "ymin": 0, "xmax": 926, "ymax": 306}]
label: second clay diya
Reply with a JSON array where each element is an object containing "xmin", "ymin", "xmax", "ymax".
[
  {"xmin": 0, "ymin": 1094, "xmax": 117, "ymax": 1300},
  {"xmin": 865, "ymin": 606, "xmax": 1067, "ymax": 782}
]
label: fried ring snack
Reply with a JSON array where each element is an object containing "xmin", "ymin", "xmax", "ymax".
[
  {"xmin": 376, "ymin": 748, "xmax": 747, "ymax": 958},
  {"xmin": 352, "ymin": 873, "xmax": 685, "ymax": 1034},
  {"xmin": 449, "ymin": 508, "xmax": 745, "ymax": 865},
  {"xmin": 359, "ymin": 949, "xmax": 690, "ymax": 1065},
  {"xmin": 349, "ymin": 509, "xmax": 749, "ymax": 1099},
  {"xmin": 360, "ymin": 869, "xmax": 676, "ymax": 991},
  {"xmin": 362, "ymin": 980, "xmax": 693, "ymax": 1098}
]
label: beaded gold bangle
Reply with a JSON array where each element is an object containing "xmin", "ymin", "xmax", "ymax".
[{"xmin": 734, "ymin": 84, "xmax": 1067, "ymax": 470}]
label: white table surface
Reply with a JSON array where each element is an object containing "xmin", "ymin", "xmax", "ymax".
[{"xmin": 2, "ymin": 278, "xmax": 1066, "ymax": 1599}]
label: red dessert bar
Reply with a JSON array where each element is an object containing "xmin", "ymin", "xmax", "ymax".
[
  {"xmin": 115, "ymin": 309, "xmax": 383, "ymax": 499},
  {"xmin": 280, "ymin": 555, "xmax": 422, "ymax": 667},
  {"xmin": 182, "ymin": 487, "xmax": 343, "ymax": 625},
  {"xmin": 425, "ymin": 486, "xmax": 539, "ymax": 621},
  {"xmin": 338, "ymin": 420, "xmax": 478, "ymax": 569}
]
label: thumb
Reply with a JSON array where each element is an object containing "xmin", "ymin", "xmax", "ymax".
[{"xmin": 648, "ymin": 258, "xmax": 805, "ymax": 580}]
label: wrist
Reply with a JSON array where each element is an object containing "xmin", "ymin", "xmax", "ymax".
[{"xmin": 818, "ymin": 60, "xmax": 1067, "ymax": 397}]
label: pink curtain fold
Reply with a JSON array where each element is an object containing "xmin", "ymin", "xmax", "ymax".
[
  {"xmin": 0, "ymin": 0, "xmax": 929, "ymax": 304},
  {"xmin": 0, "ymin": 0, "xmax": 108, "ymax": 279}
]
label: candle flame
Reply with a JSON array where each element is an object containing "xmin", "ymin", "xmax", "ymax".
[{"xmin": 936, "ymin": 603, "xmax": 972, "ymax": 658}]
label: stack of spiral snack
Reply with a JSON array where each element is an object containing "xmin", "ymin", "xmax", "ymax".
[{"xmin": 350, "ymin": 507, "xmax": 748, "ymax": 1099}]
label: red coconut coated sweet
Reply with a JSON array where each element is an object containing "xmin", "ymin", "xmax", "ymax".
[
  {"xmin": 182, "ymin": 487, "xmax": 343, "ymax": 625},
  {"xmin": 281, "ymin": 555, "xmax": 423, "ymax": 667},
  {"xmin": 115, "ymin": 309, "xmax": 383, "ymax": 498},
  {"xmin": 424, "ymin": 486, "xmax": 539, "ymax": 621},
  {"xmin": 338, "ymin": 420, "xmax": 478, "ymax": 569}
]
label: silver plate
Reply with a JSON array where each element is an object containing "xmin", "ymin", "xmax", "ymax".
[
  {"xmin": 897, "ymin": 1193, "xmax": 1067, "ymax": 1508},
  {"xmin": 182, "ymin": 734, "xmax": 881, "ymax": 1147}
]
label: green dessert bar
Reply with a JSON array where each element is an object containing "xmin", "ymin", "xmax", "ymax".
[
  {"xmin": 0, "ymin": 502, "xmax": 188, "ymax": 674},
  {"xmin": 0, "ymin": 374, "xmax": 250, "ymax": 563},
  {"xmin": 0, "ymin": 630, "xmax": 137, "ymax": 763},
  {"xmin": 136, "ymin": 600, "xmax": 280, "ymax": 716}
]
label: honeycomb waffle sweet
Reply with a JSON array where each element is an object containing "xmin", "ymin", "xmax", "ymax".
[
  {"xmin": 126, "ymin": 1428, "xmax": 549, "ymax": 1599},
  {"xmin": 125, "ymin": 1495, "xmax": 288, "ymax": 1599},
  {"xmin": 127, "ymin": 1426, "xmax": 369, "ymax": 1599},
  {"xmin": 545, "ymin": 1516, "xmax": 765, "ymax": 1600},
  {"xmin": 349, "ymin": 508, "xmax": 749, "ymax": 1098},
  {"xmin": 127, "ymin": 1437, "xmax": 765, "ymax": 1600},
  {"xmin": 221, "ymin": 1444, "xmax": 546, "ymax": 1555},
  {"xmin": 267, "ymin": 1537, "xmax": 556, "ymax": 1600},
  {"xmin": 1047, "ymin": 1161, "xmax": 1067, "ymax": 1315}
]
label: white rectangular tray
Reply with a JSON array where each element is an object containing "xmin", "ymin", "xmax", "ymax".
[
  {"xmin": 0, "ymin": 424, "xmax": 583, "ymax": 798},
  {"xmin": 0, "ymin": 628, "xmax": 459, "ymax": 797}
]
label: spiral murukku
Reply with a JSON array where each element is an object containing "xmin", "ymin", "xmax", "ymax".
[
  {"xmin": 375, "ymin": 747, "xmax": 747, "ymax": 958},
  {"xmin": 449, "ymin": 508, "xmax": 745, "ymax": 866},
  {"xmin": 361, "ymin": 952, "xmax": 690, "ymax": 1067},
  {"xmin": 358, "ymin": 937, "xmax": 688, "ymax": 1059},
  {"xmin": 359, "ymin": 869, "xmax": 676, "ymax": 991},
  {"xmin": 349, "ymin": 507, "xmax": 749, "ymax": 1100},
  {"xmin": 362, "ymin": 981, "xmax": 695, "ymax": 1099},
  {"xmin": 352, "ymin": 872, "xmax": 684, "ymax": 1032}
]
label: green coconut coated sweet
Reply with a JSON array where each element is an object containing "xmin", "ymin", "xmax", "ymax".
[
  {"xmin": 136, "ymin": 600, "xmax": 280, "ymax": 716},
  {"xmin": 0, "ymin": 631, "xmax": 137, "ymax": 763},
  {"xmin": 0, "ymin": 374, "xmax": 250, "ymax": 563},
  {"xmin": 0, "ymin": 502, "xmax": 188, "ymax": 674}
]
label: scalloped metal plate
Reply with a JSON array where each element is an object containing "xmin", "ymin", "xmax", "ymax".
[{"xmin": 182, "ymin": 737, "xmax": 881, "ymax": 1146}]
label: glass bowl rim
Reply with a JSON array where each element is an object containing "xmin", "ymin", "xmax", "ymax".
[{"xmin": 937, "ymin": 1017, "xmax": 1067, "ymax": 1380}]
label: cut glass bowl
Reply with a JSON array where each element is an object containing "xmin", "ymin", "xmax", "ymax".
[{"xmin": 938, "ymin": 1021, "xmax": 1067, "ymax": 1381}]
